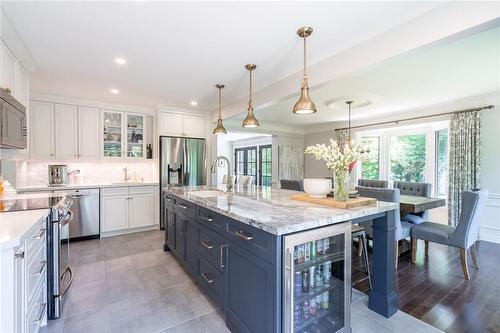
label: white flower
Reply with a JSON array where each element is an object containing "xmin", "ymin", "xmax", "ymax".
[{"xmin": 304, "ymin": 139, "xmax": 368, "ymax": 172}]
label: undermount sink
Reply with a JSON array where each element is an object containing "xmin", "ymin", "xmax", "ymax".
[{"xmin": 189, "ymin": 190, "xmax": 229, "ymax": 198}]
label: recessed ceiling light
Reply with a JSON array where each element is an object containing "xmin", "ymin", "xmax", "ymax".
[
  {"xmin": 115, "ymin": 57, "xmax": 126, "ymax": 65},
  {"xmin": 190, "ymin": 101, "xmax": 198, "ymax": 106},
  {"xmin": 110, "ymin": 88, "xmax": 119, "ymax": 94}
]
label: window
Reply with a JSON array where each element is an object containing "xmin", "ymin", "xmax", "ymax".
[
  {"xmin": 390, "ymin": 133, "xmax": 426, "ymax": 183},
  {"xmin": 435, "ymin": 128, "xmax": 448, "ymax": 198},
  {"xmin": 259, "ymin": 145, "xmax": 272, "ymax": 186},
  {"xmin": 360, "ymin": 137, "xmax": 380, "ymax": 180},
  {"xmin": 234, "ymin": 146, "xmax": 257, "ymax": 185}
]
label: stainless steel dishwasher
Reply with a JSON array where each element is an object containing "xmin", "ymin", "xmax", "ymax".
[{"xmin": 54, "ymin": 188, "xmax": 100, "ymax": 240}]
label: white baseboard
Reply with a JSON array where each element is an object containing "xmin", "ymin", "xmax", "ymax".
[{"xmin": 100, "ymin": 224, "xmax": 159, "ymax": 238}]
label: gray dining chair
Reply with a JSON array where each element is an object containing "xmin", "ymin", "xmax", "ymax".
[
  {"xmin": 393, "ymin": 181, "xmax": 432, "ymax": 224},
  {"xmin": 357, "ymin": 179, "xmax": 389, "ymax": 188},
  {"xmin": 411, "ymin": 190, "xmax": 488, "ymax": 280},
  {"xmin": 356, "ymin": 186, "xmax": 414, "ymax": 268},
  {"xmin": 280, "ymin": 179, "xmax": 304, "ymax": 191}
]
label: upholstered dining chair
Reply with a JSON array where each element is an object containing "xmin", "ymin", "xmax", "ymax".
[
  {"xmin": 222, "ymin": 175, "xmax": 234, "ymax": 185},
  {"xmin": 355, "ymin": 186, "xmax": 414, "ymax": 268},
  {"xmin": 393, "ymin": 181, "xmax": 432, "ymax": 225},
  {"xmin": 357, "ymin": 179, "xmax": 389, "ymax": 188},
  {"xmin": 280, "ymin": 179, "xmax": 304, "ymax": 191},
  {"xmin": 237, "ymin": 175, "xmax": 253, "ymax": 185},
  {"xmin": 411, "ymin": 190, "xmax": 488, "ymax": 280}
]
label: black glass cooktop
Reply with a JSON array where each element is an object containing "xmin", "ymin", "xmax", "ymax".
[{"xmin": 0, "ymin": 196, "xmax": 65, "ymax": 213}]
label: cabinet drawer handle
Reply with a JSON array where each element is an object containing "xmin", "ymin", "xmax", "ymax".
[
  {"xmin": 202, "ymin": 272, "xmax": 214, "ymax": 285},
  {"xmin": 201, "ymin": 214, "xmax": 214, "ymax": 223},
  {"xmin": 165, "ymin": 197, "xmax": 172, "ymax": 202},
  {"xmin": 14, "ymin": 250, "xmax": 25, "ymax": 259},
  {"xmin": 32, "ymin": 261, "xmax": 47, "ymax": 276},
  {"xmin": 177, "ymin": 203, "xmax": 188, "ymax": 210},
  {"xmin": 201, "ymin": 240, "xmax": 214, "ymax": 250},
  {"xmin": 234, "ymin": 230, "xmax": 253, "ymax": 241},
  {"xmin": 32, "ymin": 303, "xmax": 46, "ymax": 325},
  {"xmin": 32, "ymin": 228, "xmax": 46, "ymax": 240},
  {"xmin": 220, "ymin": 244, "xmax": 226, "ymax": 269}
]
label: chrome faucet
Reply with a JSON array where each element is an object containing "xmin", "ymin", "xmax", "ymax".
[
  {"xmin": 123, "ymin": 168, "xmax": 131, "ymax": 181},
  {"xmin": 210, "ymin": 156, "xmax": 233, "ymax": 191}
]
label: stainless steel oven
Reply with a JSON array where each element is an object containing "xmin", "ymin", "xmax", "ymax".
[{"xmin": 47, "ymin": 197, "xmax": 74, "ymax": 319}]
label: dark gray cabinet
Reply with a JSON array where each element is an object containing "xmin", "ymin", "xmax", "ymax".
[
  {"xmin": 162, "ymin": 194, "xmax": 175, "ymax": 252},
  {"xmin": 224, "ymin": 242, "xmax": 277, "ymax": 333},
  {"xmin": 164, "ymin": 193, "xmax": 280, "ymax": 333}
]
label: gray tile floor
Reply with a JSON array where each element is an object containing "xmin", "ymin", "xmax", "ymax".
[{"xmin": 41, "ymin": 230, "xmax": 442, "ymax": 333}]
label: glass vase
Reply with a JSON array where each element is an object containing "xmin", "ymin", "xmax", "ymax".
[{"xmin": 334, "ymin": 169, "xmax": 349, "ymax": 201}]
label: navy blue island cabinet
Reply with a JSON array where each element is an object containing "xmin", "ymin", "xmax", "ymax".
[{"xmin": 163, "ymin": 193, "xmax": 358, "ymax": 333}]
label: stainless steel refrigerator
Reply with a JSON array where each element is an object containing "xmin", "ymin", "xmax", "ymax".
[{"xmin": 159, "ymin": 136, "xmax": 207, "ymax": 227}]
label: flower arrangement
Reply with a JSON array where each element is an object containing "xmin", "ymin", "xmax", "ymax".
[{"xmin": 305, "ymin": 139, "xmax": 368, "ymax": 201}]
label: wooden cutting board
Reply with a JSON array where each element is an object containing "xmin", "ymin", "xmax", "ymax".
[{"xmin": 289, "ymin": 194, "xmax": 377, "ymax": 209}]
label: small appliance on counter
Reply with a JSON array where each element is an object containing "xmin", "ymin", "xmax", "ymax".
[{"xmin": 48, "ymin": 165, "xmax": 80, "ymax": 186}]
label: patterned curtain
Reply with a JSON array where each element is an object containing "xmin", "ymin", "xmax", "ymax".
[{"xmin": 448, "ymin": 110, "xmax": 482, "ymax": 226}]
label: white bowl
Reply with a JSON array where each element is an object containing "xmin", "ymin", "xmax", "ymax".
[{"xmin": 303, "ymin": 178, "xmax": 332, "ymax": 199}]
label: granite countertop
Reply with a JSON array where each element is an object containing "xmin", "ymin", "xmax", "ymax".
[
  {"xmin": 17, "ymin": 181, "xmax": 159, "ymax": 192},
  {"xmin": 0, "ymin": 209, "xmax": 50, "ymax": 251},
  {"xmin": 164, "ymin": 185, "xmax": 399, "ymax": 235}
]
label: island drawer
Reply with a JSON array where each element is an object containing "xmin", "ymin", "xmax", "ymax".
[
  {"xmin": 196, "ymin": 206, "xmax": 227, "ymax": 233},
  {"xmin": 173, "ymin": 196, "xmax": 196, "ymax": 219},
  {"xmin": 196, "ymin": 254, "xmax": 223, "ymax": 307},
  {"xmin": 197, "ymin": 224, "xmax": 224, "ymax": 271},
  {"xmin": 225, "ymin": 219, "xmax": 275, "ymax": 264}
]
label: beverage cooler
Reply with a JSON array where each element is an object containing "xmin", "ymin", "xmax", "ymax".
[{"xmin": 283, "ymin": 222, "xmax": 351, "ymax": 333}]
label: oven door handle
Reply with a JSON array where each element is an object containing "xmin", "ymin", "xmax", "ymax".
[{"xmin": 60, "ymin": 211, "xmax": 73, "ymax": 226}]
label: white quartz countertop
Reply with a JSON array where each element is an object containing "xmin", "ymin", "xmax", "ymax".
[
  {"xmin": 17, "ymin": 181, "xmax": 159, "ymax": 192},
  {"xmin": 0, "ymin": 209, "xmax": 49, "ymax": 251},
  {"xmin": 163, "ymin": 185, "xmax": 399, "ymax": 235}
]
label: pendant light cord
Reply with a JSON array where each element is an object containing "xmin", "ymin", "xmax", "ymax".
[
  {"xmin": 302, "ymin": 35, "xmax": 308, "ymax": 87},
  {"xmin": 249, "ymin": 68, "xmax": 253, "ymax": 109},
  {"xmin": 218, "ymin": 87, "xmax": 222, "ymax": 119}
]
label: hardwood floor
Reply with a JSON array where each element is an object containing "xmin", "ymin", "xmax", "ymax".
[{"xmin": 352, "ymin": 239, "xmax": 500, "ymax": 333}]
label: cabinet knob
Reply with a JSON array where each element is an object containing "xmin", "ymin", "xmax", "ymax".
[{"xmin": 14, "ymin": 250, "xmax": 24, "ymax": 259}]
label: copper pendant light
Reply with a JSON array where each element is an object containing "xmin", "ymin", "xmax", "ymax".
[
  {"xmin": 292, "ymin": 27, "xmax": 317, "ymax": 115},
  {"xmin": 242, "ymin": 64, "xmax": 260, "ymax": 128},
  {"xmin": 213, "ymin": 84, "xmax": 227, "ymax": 135}
]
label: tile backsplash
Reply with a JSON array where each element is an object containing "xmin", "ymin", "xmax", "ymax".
[{"xmin": 16, "ymin": 161, "xmax": 157, "ymax": 188}]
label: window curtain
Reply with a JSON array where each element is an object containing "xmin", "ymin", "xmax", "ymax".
[{"xmin": 448, "ymin": 110, "xmax": 482, "ymax": 226}]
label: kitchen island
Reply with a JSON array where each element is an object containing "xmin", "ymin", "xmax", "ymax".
[{"xmin": 162, "ymin": 185, "xmax": 399, "ymax": 333}]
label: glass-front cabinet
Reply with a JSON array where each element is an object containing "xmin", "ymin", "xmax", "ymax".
[
  {"xmin": 102, "ymin": 110, "xmax": 145, "ymax": 159},
  {"xmin": 126, "ymin": 114, "xmax": 144, "ymax": 158},
  {"xmin": 103, "ymin": 110, "xmax": 123, "ymax": 158},
  {"xmin": 283, "ymin": 222, "xmax": 351, "ymax": 333}
]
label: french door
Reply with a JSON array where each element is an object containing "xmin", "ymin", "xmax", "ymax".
[
  {"xmin": 259, "ymin": 145, "xmax": 272, "ymax": 186},
  {"xmin": 234, "ymin": 146, "xmax": 257, "ymax": 185}
]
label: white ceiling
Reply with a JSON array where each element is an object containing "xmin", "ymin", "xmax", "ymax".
[
  {"xmin": 223, "ymin": 132, "xmax": 271, "ymax": 142},
  {"xmin": 2, "ymin": 1, "xmax": 441, "ymax": 110},
  {"xmin": 227, "ymin": 25, "xmax": 500, "ymax": 127}
]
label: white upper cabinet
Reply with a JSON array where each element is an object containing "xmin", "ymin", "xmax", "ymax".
[
  {"xmin": 159, "ymin": 112, "xmax": 183, "ymax": 137},
  {"xmin": 77, "ymin": 106, "xmax": 99, "ymax": 159},
  {"xmin": 159, "ymin": 111, "xmax": 205, "ymax": 138},
  {"xmin": 16, "ymin": 64, "xmax": 30, "ymax": 107},
  {"xmin": 183, "ymin": 114, "xmax": 206, "ymax": 138},
  {"xmin": 54, "ymin": 104, "xmax": 78, "ymax": 159},
  {"xmin": 30, "ymin": 101, "xmax": 54, "ymax": 159},
  {"xmin": 1, "ymin": 41, "xmax": 17, "ymax": 95}
]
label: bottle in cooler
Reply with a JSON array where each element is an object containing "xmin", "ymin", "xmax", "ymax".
[
  {"xmin": 294, "ymin": 303, "xmax": 302, "ymax": 326},
  {"xmin": 315, "ymin": 264, "xmax": 324, "ymax": 287},
  {"xmin": 302, "ymin": 300, "xmax": 311, "ymax": 320},
  {"xmin": 294, "ymin": 246, "xmax": 298, "ymax": 263},
  {"xmin": 323, "ymin": 260, "xmax": 332, "ymax": 283},
  {"xmin": 316, "ymin": 295, "xmax": 322, "ymax": 311},
  {"xmin": 294, "ymin": 271, "xmax": 302, "ymax": 296},
  {"xmin": 309, "ymin": 266, "xmax": 315, "ymax": 289},
  {"xmin": 323, "ymin": 238, "xmax": 330, "ymax": 254},
  {"xmin": 309, "ymin": 297, "xmax": 317, "ymax": 316},
  {"xmin": 316, "ymin": 239, "xmax": 324, "ymax": 255},
  {"xmin": 321, "ymin": 291, "xmax": 329, "ymax": 310},
  {"xmin": 301, "ymin": 270, "xmax": 310, "ymax": 293},
  {"xmin": 304, "ymin": 243, "xmax": 311, "ymax": 262},
  {"xmin": 311, "ymin": 241, "xmax": 317, "ymax": 259},
  {"xmin": 298, "ymin": 244, "xmax": 305, "ymax": 264}
]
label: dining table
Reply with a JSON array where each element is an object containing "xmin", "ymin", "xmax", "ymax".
[{"xmin": 399, "ymin": 194, "xmax": 446, "ymax": 217}]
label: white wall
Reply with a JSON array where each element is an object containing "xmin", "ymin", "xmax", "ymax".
[
  {"xmin": 479, "ymin": 105, "xmax": 500, "ymax": 243},
  {"xmin": 303, "ymin": 130, "xmax": 337, "ymax": 179}
]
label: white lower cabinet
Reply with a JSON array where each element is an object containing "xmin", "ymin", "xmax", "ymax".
[
  {"xmin": 0, "ymin": 214, "xmax": 48, "ymax": 333},
  {"xmin": 101, "ymin": 186, "xmax": 158, "ymax": 236}
]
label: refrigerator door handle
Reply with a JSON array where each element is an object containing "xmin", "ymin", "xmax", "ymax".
[
  {"xmin": 182, "ymin": 139, "xmax": 187, "ymax": 186},
  {"xmin": 284, "ymin": 249, "xmax": 294, "ymax": 333}
]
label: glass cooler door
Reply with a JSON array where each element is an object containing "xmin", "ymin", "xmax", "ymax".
[{"xmin": 283, "ymin": 222, "xmax": 351, "ymax": 333}]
